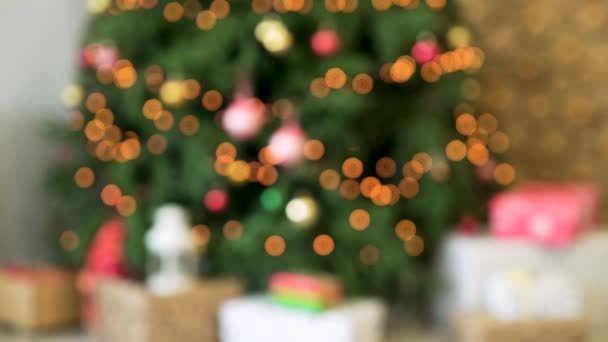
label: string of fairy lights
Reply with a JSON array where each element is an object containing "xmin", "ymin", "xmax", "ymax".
[{"xmin": 59, "ymin": 0, "xmax": 516, "ymax": 265}]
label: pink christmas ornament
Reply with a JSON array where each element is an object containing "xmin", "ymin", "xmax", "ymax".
[
  {"xmin": 310, "ymin": 30, "xmax": 341, "ymax": 57},
  {"xmin": 204, "ymin": 189, "xmax": 229, "ymax": 213},
  {"xmin": 222, "ymin": 97, "xmax": 266, "ymax": 140},
  {"xmin": 94, "ymin": 45, "xmax": 119, "ymax": 71},
  {"xmin": 411, "ymin": 40, "xmax": 440, "ymax": 64},
  {"xmin": 268, "ymin": 123, "xmax": 306, "ymax": 166}
]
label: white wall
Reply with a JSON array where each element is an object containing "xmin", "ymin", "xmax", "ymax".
[{"xmin": 0, "ymin": 1, "xmax": 86, "ymax": 262}]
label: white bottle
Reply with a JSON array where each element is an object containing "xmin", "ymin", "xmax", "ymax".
[{"xmin": 145, "ymin": 204, "xmax": 198, "ymax": 296}]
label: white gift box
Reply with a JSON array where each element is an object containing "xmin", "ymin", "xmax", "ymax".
[
  {"xmin": 219, "ymin": 296, "xmax": 387, "ymax": 342},
  {"xmin": 436, "ymin": 231, "xmax": 608, "ymax": 331}
]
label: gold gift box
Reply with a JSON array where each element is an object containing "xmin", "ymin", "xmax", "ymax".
[
  {"xmin": 0, "ymin": 266, "xmax": 79, "ymax": 332},
  {"xmin": 452, "ymin": 313, "xmax": 587, "ymax": 342},
  {"xmin": 96, "ymin": 277, "xmax": 244, "ymax": 342}
]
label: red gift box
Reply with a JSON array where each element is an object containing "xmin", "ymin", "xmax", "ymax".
[{"xmin": 489, "ymin": 183, "xmax": 600, "ymax": 247}]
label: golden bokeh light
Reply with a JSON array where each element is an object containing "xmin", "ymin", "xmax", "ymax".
[
  {"xmin": 352, "ymin": 73, "xmax": 374, "ymax": 94},
  {"xmin": 113, "ymin": 60, "xmax": 137, "ymax": 89},
  {"xmin": 477, "ymin": 113, "xmax": 498, "ymax": 134},
  {"xmin": 271, "ymin": 98, "xmax": 295, "ymax": 119},
  {"xmin": 399, "ymin": 177, "xmax": 419, "ymax": 198},
  {"xmin": 154, "ymin": 111, "xmax": 175, "ymax": 131},
  {"xmin": 145, "ymin": 65, "xmax": 164, "ymax": 91},
  {"xmin": 310, "ymin": 77, "xmax": 330, "ymax": 98},
  {"xmin": 210, "ymin": 0, "xmax": 231, "ymax": 18},
  {"xmin": 257, "ymin": 164, "xmax": 279, "ymax": 186},
  {"xmin": 120, "ymin": 138, "xmax": 141, "ymax": 160},
  {"xmin": 467, "ymin": 143, "xmax": 489, "ymax": 166},
  {"xmin": 216, "ymin": 142, "xmax": 237, "ymax": 160},
  {"xmin": 101, "ymin": 184, "xmax": 122, "ymax": 206},
  {"xmin": 395, "ymin": 219, "xmax": 416, "ymax": 241},
  {"xmin": 74, "ymin": 167, "xmax": 95, "ymax": 188},
  {"xmin": 446, "ymin": 139, "xmax": 467, "ymax": 161},
  {"xmin": 60, "ymin": 231, "xmax": 80, "ymax": 252},
  {"xmin": 163, "ymin": 1, "xmax": 184, "ymax": 22},
  {"xmin": 95, "ymin": 140, "xmax": 115, "ymax": 161},
  {"xmin": 421, "ymin": 62, "xmax": 441, "ymax": 83},
  {"xmin": 183, "ymin": 0, "xmax": 202, "ymax": 16},
  {"xmin": 360, "ymin": 244, "xmax": 380, "ymax": 265},
  {"xmin": 303, "ymin": 139, "xmax": 325, "ymax": 160},
  {"xmin": 313, "ymin": 234, "xmax": 335, "ymax": 256},
  {"xmin": 494, "ymin": 163, "xmax": 516, "ymax": 185},
  {"xmin": 196, "ymin": 10, "xmax": 217, "ymax": 30},
  {"xmin": 370, "ymin": 184, "xmax": 392, "ymax": 206},
  {"xmin": 147, "ymin": 134, "xmax": 167, "ymax": 155},
  {"xmin": 360, "ymin": 176, "xmax": 380, "ymax": 198},
  {"xmin": 252, "ymin": 0, "xmax": 272, "ymax": 13},
  {"xmin": 192, "ymin": 224, "xmax": 211, "ymax": 249},
  {"xmin": 319, "ymin": 169, "xmax": 341, "ymax": 190},
  {"xmin": 116, "ymin": 195, "xmax": 137, "ymax": 216},
  {"xmin": 223, "ymin": 220, "xmax": 243, "ymax": 240},
  {"xmin": 402, "ymin": 160, "xmax": 425, "ymax": 179},
  {"xmin": 413, "ymin": 152, "xmax": 433, "ymax": 172},
  {"xmin": 405, "ymin": 235, "xmax": 424, "ymax": 256},
  {"xmin": 349, "ymin": 209, "xmax": 370, "ymax": 231},
  {"xmin": 375, "ymin": 157, "xmax": 397, "ymax": 178},
  {"xmin": 372, "ymin": 0, "xmax": 392, "ymax": 11},
  {"xmin": 139, "ymin": 0, "xmax": 158, "ymax": 9},
  {"xmin": 95, "ymin": 108, "xmax": 114, "ymax": 127},
  {"xmin": 431, "ymin": 160, "xmax": 451, "ymax": 182},
  {"xmin": 342, "ymin": 157, "xmax": 364, "ymax": 179},
  {"xmin": 325, "ymin": 67, "xmax": 348, "ymax": 89},
  {"xmin": 390, "ymin": 56, "xmax": 416, "ymax": 83},
  {"xmin": 86, "ymin": 92, "xmax": 107, "ymax": 113},
  {"xmin": 214, "ymin": 155, "xmax": 232, "ymax": 176},
  {"xmin": 202, "ymin": 90, "xmax": 223, "ymax": 111},
  {"xmin": 181, "ymin": 79, "xmax": 201, "ymax": 100},
  {"xmin": 340, "ymin": 179, "xmax": 360, "ymax": 200},
  {"xmin": 228, "ymin": 160, "xmax": 251, "ymax": 183},
  {"xmin": 258, "ymin": 146, "xmax": 280, "ymax": 165},
  {"xmin": 179, "ymin": 115, "xmax": 200, "ymax": 136},
  {"xmin": 456, "ymin": 113, "xmax": 477, "ymax": 136},
  {"xmin": 143, "ymin": 99, "xmax": 164, "ymax": 120},
  {"xmin": 85, "ymin": 119, "xmax": 106, "ymax": 142},
  {"xmin": 105, "ymin": 125, "xmax": 122, "ymax": 142},
  {"xmin": 265, "ymin": 235, "xmax": 286, "ymax": 256},
  {"xmin": 488, "ymin": 131, "xmax": 510, "ymax": 153}
]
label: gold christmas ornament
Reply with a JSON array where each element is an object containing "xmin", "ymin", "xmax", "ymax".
[{"xmin": 255, "ymin": 18, "xmax": 293, "ymax": 55}]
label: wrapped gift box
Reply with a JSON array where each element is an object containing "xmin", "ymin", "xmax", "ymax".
[
  {"xmin": 452, "ymin": 313, "xmax": 586, "ymax": 342},
  {"xmin": 0, "ymin": 265, "xmax": 79, "ymax": 331},
  {"xmin": 489, "ymin": 183, "xmax": 599, "ymax": 247},
  {"xmin": 219, "ymin": 296, "xmax": 387, "ymax": 342},
  {"xmin": 96, "ymin": 277, "xmax": 243, "ymax": 342},
  {"xmin": 437, "ymin": 231, "xmax": 608, "ymax": 337}
]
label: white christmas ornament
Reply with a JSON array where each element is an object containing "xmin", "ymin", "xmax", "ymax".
[
  {"xmin": 222, "ymin": 97, "xmax": 266, "ymax": 140},
  {"xmin": 285, "ymin": 196, "xmax": 319, "ymax": 227},
  {"xmin": 255, "ymin": 18, "xmax": 293, "ymax": 54},
  {"xmin": 145, "ymin": 204, "xmax": 198, "ymax": 296},
  {"xmin": 268, "ymin": 123, "xmax": 306, "ymax": 166}
]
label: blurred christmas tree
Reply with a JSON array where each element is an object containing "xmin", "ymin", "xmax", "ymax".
[{"xmin": 48, "ymin": 0, "xmax": 502, "ymax": 302}]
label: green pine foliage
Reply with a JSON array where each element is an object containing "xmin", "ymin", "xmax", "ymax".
[{"xmin": 48, "ymin": 0, "xmax": 496, "ymax": 302}]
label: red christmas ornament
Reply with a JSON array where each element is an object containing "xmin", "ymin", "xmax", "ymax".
[
  {"xmin": 411, "ymin": 40, "xmax": 440, "ymax": 64},
  {"xmin": 222, "ymin": 97, "xmax": 266, "ymax": 140},
  {"xmin": 268, "ymin": 123, "xmax": 306, "ymax": 166},
  {"xmin": 458, "ymin": 215, "xmax": 480, "ymax": 235},
  {"xmin": 78, "ymin": 219, "xmax": 128, "ymax": 329},
  {"xmin": 204, "ymin": 189, "xmax": 229, "ymax": 213},
  {"xmin": 310, "ymin": 30, "xmax": 341, "ymax": 57}
]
